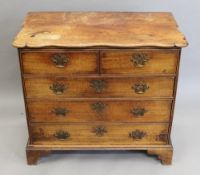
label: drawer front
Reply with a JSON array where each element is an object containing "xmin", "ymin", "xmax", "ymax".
[
  {"xmin": 21, "ymin": 51, "xmax": 98, "ymax": 74},
  {"xmin": 30, "ymin": 123, "xmax": 169, "ymax": 145},
  {"xmin": 24, "ymin": 77, "xmax": 174, "ymax": 98},
  {"xmin": 27, "ymin": 100, "xmax": 172, "ymax": 123},
  {"xmin": 101, "ymin": 49, "xmax": 179, "ymax": 74}
]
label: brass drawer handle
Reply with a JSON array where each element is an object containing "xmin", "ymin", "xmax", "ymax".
[
  {"xmin": 156, "ymin": 131, "xmax": 168, "ymax": 143},
  {"xmin": 132, "ymin": 83, "xmax": 149, "ymax": 94},
  {"xmin": 91, "ymin": 102, "xmax": 107, "ymax": 113},
  {"xmin": 52, "ymin": 108, "xmax": 69, "ymax": 116},
  {"xmin": 49, "ymin": 82, "xmax": 67, "ymax": 95},
  {"xmin": 90, "ymin": 79, "xmax": 107, "ymax": 93},
  {"xmin": 54, "ymin": 130, "xmax": 70, "ymax": 140},
  {"xmin": 130, "ymin": 54, "xmax": 149, "ymax": 68},
  {"xmin": 130, "ymin": 108, "xmax": 148, "ymax": 117},
  {"xmin": 129, "ymin": 129, "xmax": 146, "ymax": 140},
  {"xmin": 51, "ymin": 54, "xmax": 69, "ymax": 68},
  {"xmin": 92, "ymin": 126, "xmax": 107, "ymax": 136}
]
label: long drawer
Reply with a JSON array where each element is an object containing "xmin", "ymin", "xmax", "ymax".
[
  {"xmin": 101, "ymin": 49, "xmax": 179, "ymax": 74},
  {"xmin": 24, "ymin": 77, "xmax": 175, "ymax": 98},
  {"xmin": 30, "ymin": 123, "xmax": 169, "ymax": 145},
  {"xmin": 27, "ymin": 100, "xmax": 172, "ymax": 123}
]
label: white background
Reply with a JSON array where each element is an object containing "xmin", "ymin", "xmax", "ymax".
[{"xmin": 0, "ymin": 0, "xmax": 199, "ymax": 174}]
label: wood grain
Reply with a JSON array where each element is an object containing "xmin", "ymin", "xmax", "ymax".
[
  {"xmin": 21, "ymin": 50, "xmax": 98, "ymax": 74},
  {"xmin": 26, "ymin": 142, "xmax": 173, "ymax": 165},
  {"xmin": 13, "ymin": 12, "xmax": 188, "ymax": 48},
  {"xmin": 26, "ymin": 149, "xmax": 50, "ymax": 165},
  {"xmin": 27, "ymin": 99, "xmax": 172, "ymax": 123},
  {"xmin": 101, "ymin": 49, "xmax": 179, "ymax": 74},
  {"xmin": 147, "ymin": 147, "xmax": 173, "ymax": 165},
  {"xmin": 30, "ymin": 123, "xmax": 169, "ymax": 145},
  {"xmin": 14, "ymin": 12, "xmax": 188, "ymax": 165},
  {"xmin": 24, "ymin": 77, "xmax": 175, "ymax": 98}
]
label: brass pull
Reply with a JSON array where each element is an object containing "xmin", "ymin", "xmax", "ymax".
[
  {"xmin": 51, "ymin": 54, "xmax": 69, "ymax": 68},
  {"xmin": 52, "ymin": 108, "xmax": 69, "ymax": 116},
  {"xmin": 132, "ymin": 83, "xmax": 149, "ymax": 94},
  {"xmin": 130, "ymin": 108, "xmax": 148, "ymax": 117},
  {"xmin": 91, "ymin": 102, "xmax": 107, "ymax": 113},
  {"xmin": 49, "ymin": 82, "xmax": 67, "ymax": 95},
  {"xmin": 54, "ymin": 130, "xmax": 70, "ymax": 140},
  {"xmin": 129, "ymin": 130, "xmax": 146, "ymax": 140},
  {"xmin": 156, "ymin": 131, "xmax": 168, "ymax": 143},
  {"xmin": 90, "ymin": 79, "xmax": 107, "ymax": 93},
  {"xmin": 130, "ymin": 54, "xmax": 149, "ymax": 68},
  {"xmin": 92, "ymin": 126, "xmax": 107, "ymax": 137}
]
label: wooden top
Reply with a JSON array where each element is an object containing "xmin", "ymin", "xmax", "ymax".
[{"xmin": 13, "ymin": 12, "xmax": 188, "ymax": 48}]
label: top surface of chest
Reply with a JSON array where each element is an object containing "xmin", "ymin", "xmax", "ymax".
[{"xmin": 13, "ymin": 12, "xmax": 188, "ymax": 48}]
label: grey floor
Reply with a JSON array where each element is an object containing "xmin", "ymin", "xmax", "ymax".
[{"xmin": 0, "ymin": 93, "xmax": 199, "ymax": 175}]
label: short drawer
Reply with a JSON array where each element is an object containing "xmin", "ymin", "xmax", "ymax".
[
  {"xmin": 101, "ymin": 49, "xmax": 179, "ymax": 74},
  {"xmin": 20, "ymin": 50, "xmax": 98, "ymax": 74},
  {"xmin": 27, "ymin": 100, "xmax": 172, "ymax": 123},
  {"xmin": 24, "ymin": 77, "xmax": 175, "ymax": 98},
  {"xmin": 30, "ymin": 123, "xmax": 169, "ymax": 145}
]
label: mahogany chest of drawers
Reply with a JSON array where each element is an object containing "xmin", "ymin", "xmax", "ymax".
[{"xmin": 13, "ymin": 12, "xmax": 188, "ymax": 165}]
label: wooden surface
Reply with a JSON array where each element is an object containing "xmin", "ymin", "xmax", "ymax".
[
  {"xmin": 26, "ymin": 149, "xmax": 50, "ymax": 165},
  {"xmin": 30, "ymin": 123, "xmax": 169, "ymax": 145},
  {"xmin": 20, "ymin": 47, "xmax": 177, "ymax": 165},
  {"xmin": 21, "ymin": 49, "xmax": 179, "ymax": 75},
  {"xmin": 26, "ymin": 143, "xmax": 173, "ymax": 165},
  {"xmin": 15, "ymin": 12, "xmax": 188, "ymax": 165},
  {"xmin": 101, "ymin": 49, "xmax": 179, "ymax": 74},
  {"xmin": 13, "ymin": 12, "xmax": 188, "ymax": 48},
  {"xmin": 147, "ymin": 147, "xmax": 173, "ymax": 165},
  {"xmin": 24, "ymin": 77, "xmax": 175, "ymax": 98},
  {"xmin": 27, "ymin": 99, "xmax": 172, "ymax": 123},
  {"xmin": 21, "ymin": 50, "xmax": 98, "ymax": 74}
]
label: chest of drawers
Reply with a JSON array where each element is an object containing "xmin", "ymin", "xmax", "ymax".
[{"xmin": 13, "ymin": 12, "xmax": 188, "ymax": 165}]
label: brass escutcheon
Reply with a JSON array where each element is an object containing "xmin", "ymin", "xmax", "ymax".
[
  {"xmin": 49, "ymin": 82, "xmax": 67, "ymax": 95},
  {"xmin": 91, "ymin": 102, "xmax": 107, "ymax": 113},
  {"xmin": 132, "ymin": 83, "xmax": 149, "ymax": 94},
  {"xmin": 156, "ymin": 131, "xmax": 168, "ymax": 143},
  {"xmin": 90, "ymin": 79, "xmax": 107, "ymax": 93},
  {"xmin": 52, "ymin": 108, "xmax": 69, "ymax": 116},
  {"xmin": 53, "ymin": 130, "xmax": 70, "ymax": 140},
  {"xmin": 130, "ymin": 108, "xmax": 148, "ymax": 117},
  {"xmin": 130, "ymin": 54, "xmax": 149, "ymax": 68},
  {"xmin": 51, "ymin": 54, "xmax": 69, "ymax": 68},
  {"xmin": 129, "ymin": 129, "xmax": 146, "ymax": 140},
  {"xmin": 92, "ymin": 126, "xmax": 107, "ymax": 137}
]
